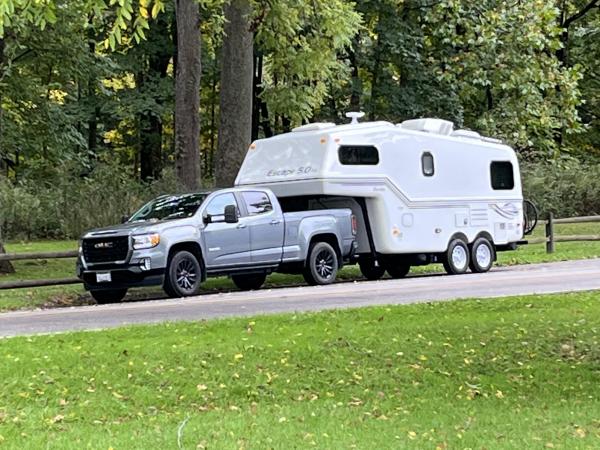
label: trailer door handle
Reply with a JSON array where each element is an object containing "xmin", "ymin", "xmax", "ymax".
[
  {"xmin": 237, "ymin": 223, "xmax": 247, "ymax": 229},
  {"xmin": 270, "ymin": 219, "xmax": 280, "ymax": 225}
]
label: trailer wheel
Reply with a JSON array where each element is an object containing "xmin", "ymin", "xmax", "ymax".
[
  {"xmin": 90, "ymin": 289, "xmax": 127, "ymax": 304},
  {"xmin": 164, "ymin": 251, "xmax": 202, "ymax": 298},
  {"xmin": 469, "ymin": 237, "xmax": 494, "ymax": 273},
  {"xmin": 303, "ymin": 241, "xmax": 338, "ymax": 285},
  {"xmin": 386, "ymin": 264, "xmax": 410, "ymax": 279},
  {"xmin": 359, "ymin": 258, "xmax": 386, "ymax": 280},
  {"xmin": 232, "ymin": 273, "xmax": 267, "ymax": 290},
  {"xmin": 443, "ymin": 239, "xmax": 470, "ymax": 275}
]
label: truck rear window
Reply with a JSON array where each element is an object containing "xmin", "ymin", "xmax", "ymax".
[{"xmin": 339, "ymin": 146, "xmax": 379, "ymax": 165}]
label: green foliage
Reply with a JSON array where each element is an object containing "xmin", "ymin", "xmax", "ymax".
[
  {"xmin": 522, "ymin": 159, "xmax": 600, "ymax": 217},
  {"xmin": 0, "ymin": 163, "xmax": 183, "ymax": 239},
  {"xmin": 254, "ymin": 0, "xmax": 361, "ymax": 124}
]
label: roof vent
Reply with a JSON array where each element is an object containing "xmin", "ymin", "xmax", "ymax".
[
  {"xmin": 345, "ymin": 111, "xmax": 365, "ymax": 125},
  {"xmin": 292, "ymin": 123, "xmax": 336, "ymax": 132},
  {"xmin": 451, "ymin": 129, "xmax": 482, "ymax": 140},
  {"xmin": 399, "ymin": 118, "xmax": 454, "ymax": 136}
]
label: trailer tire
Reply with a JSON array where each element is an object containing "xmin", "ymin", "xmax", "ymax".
[
  {"xmin": 469, "ymin": 237, "xmax": 494, "ymax": 273},
  {"xmin": 443, "ymin": 238, "xmax": 470, "ymax": 275},
  {"xmin": 232, "ymin": 273, "xmax": 267, "ymax": 290},
  {"xmin": 90, "ymin": 289, "xmax": 127, "ymax": 304},
  {"xmin": 359, "ymin": 258, "xmax": 386, "ymax": 280},
  {"xmin": 386, "ymin": 264, "xmax": 410, "ymax": 279},
  {"xmin": 164, "ymin": 251, "xmax": 202, "ymax": 298},
  {"xmin": 303, "ymin": 241, "xmax": 338, "ymax": 285}
]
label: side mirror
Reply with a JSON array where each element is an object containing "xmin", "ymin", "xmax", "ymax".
[
  {"xmin": 224, "ymin": 205, "xmax": 238, "ymax": 223},
  {"xmin": 121, "ymin": 215, "xmax": 129, "ymax": 224},
  {"xmin": 203, "ymin": 214, "xmax": 212, "ymax": 225}
]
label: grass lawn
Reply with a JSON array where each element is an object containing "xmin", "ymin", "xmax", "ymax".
[
  {"xmin": 0, "ymin": 220, "xmax": 598, "ymax": 312},
  {"xmin": 1, "ymin": 292, "xmax": 600, "ymax": 448}
]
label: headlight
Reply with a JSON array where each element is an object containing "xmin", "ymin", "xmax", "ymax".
[{"xmin": 132, "ymin": 233, "xmax": 160, "ymax": 250}]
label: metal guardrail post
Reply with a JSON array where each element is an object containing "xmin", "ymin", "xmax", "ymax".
[{"xmin": 546, "ymin": 212, "xmax": 555, "ymax": 254}]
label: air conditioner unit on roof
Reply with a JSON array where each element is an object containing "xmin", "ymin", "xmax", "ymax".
[{"xmin": 399, "ymin": 118, "xmax": 454, "ymax": 136}]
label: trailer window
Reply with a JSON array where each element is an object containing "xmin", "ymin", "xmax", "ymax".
[
  {"xmin": 422, "ymin": 152, "xmax": 434, "ymax": 176},
  {"xmin": 339, "ymin": 146, "xmax": 379, "ymax": 165},
  {"xmin": 490, "ymin": 161, "xmax": 514, "ymax": 190}
]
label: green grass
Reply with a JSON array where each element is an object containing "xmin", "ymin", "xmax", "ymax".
[
  {"xmin": 0, "ymin": 220, "xmax": 599, "ymax": 312},
  {"xmin": 1, "ymin": 292, "xmax": 600, "ymax": 448}
]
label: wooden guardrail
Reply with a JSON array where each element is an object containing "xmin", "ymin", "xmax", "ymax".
[
  {"xmin": 543, "ymin": 213, "xmax": 600, "ymax": 254},
  {"xmin": 0, "ymin": 250, "xmax": 80, "ymax": 290},
  {"xmin": 0, "ymin": 214, "xmax": 598, "ymax": 290}
]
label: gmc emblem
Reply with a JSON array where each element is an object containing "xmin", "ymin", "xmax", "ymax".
[{"xmin": 94, "ymin": 242, "xmax": 114, "ymax": 249}]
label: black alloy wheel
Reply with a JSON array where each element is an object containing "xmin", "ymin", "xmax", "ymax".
[
  {"xmin": 359, "ymin": 257, "xmax": 386, "ymax": 280},
  {"xmin": 303, "ymin": 241, "xmax": 339, "ymax": 285},
  {"xmin": 164, "ymin": 251, "xmax": 202, "ymax": 297}
]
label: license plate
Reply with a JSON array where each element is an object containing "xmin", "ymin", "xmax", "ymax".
[{"xmin": 96, "ymin": 272, "xmax": 112, "ymax": 283}]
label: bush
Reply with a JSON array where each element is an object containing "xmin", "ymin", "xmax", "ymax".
[
  {"xmin": 521, "ymin": 160, "xmax": 600, "ymax": 218},
  {"xmin": 0, "ymin": 164, "xmax": 185, "ymax": 240}
]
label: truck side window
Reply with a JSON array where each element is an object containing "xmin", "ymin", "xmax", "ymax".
[
  {"xmin": 339, "ymin": 145, "xmax": 379, "ymax": 165},
  {"xmin": 422, "ymin": 152, "xmax": 434, "ymax": 176},
  {"xmin": 205, "ymin": 193, "xmax": 238, "ymax": 221},
  {"xmin": 242, "ymin": 191, "xmax": 273, "ymax": 215},
  {"xmin": 490, "ymin": 161, "xmax": 514, "ymax": 190}
]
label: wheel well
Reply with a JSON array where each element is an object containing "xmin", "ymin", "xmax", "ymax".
[
  {"xmin": 474, "ymin": 231, "xmax": 494, "ymax": 245},
  {"xmin": 309, "ymin": 233, "xmax": 342, "ymax": 265},
  {"xmin": 448, "ymin": 232, "xmax": 469, "ymax": 247},
  {"xmin": 167, "ymin": 242, "xmax": 206, "ymax": 280}
]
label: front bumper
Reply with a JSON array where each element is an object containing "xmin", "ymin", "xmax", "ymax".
[{"xmin": 77, "ymin": 259, "xmax": 165, "ymax": 291}]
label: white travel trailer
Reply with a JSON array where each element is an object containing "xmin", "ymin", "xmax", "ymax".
[{"xmin": 235, "ymin": 115, "xmax": 532, "ymax": 279}]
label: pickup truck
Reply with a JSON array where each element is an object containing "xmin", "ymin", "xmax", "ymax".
[{"xmin": 77, "ymin": 187, "xmax": 357, "ymax": 303}]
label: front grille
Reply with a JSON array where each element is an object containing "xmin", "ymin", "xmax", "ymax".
[{"xmin": 82, "ymin": 236, "xmax": 129, "ymax": 263}]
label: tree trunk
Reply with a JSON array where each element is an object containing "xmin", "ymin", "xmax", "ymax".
[
  {"xmin": 0, "ymin": 241, "xmax": 15, "ymax": 274},
  {"xmin": 215, "ymin": 0, "xmax": 253, "ymax": 188},
  {"xmin": 174, "ymin": 0, "xmax": 202, "ymax": 190}
]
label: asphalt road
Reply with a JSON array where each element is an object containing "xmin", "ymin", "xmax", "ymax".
[{"xmin": 1, "ymin": 259, "xmax": 600, "ymax": 338}]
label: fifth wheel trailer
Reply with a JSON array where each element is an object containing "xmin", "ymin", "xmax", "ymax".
[{"xmin": 235, "ymin": 116, "xmax": 533, "ymax": 280}]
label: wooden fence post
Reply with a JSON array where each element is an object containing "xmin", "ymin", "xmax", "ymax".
[{"xmin": 546, "ymin": 212, "xmax": 555, "ymax": 254}]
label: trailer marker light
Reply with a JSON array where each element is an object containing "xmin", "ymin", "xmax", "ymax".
[{"xmin": 320, "ymin": 137, "xmax": 327, "ymax": 144}]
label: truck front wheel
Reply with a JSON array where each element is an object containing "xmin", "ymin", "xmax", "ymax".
[
  {"xmin": 90, "ymin": 289, "xmax": 127, "ymax": 304},
  {"xmin": 164, "ymin": 251, "xmax": 202, "ymax": 298},
  {"xmin": 232, "ymin": 273, "xmax": 267, "ymax": 290},
  {"xmin": 303, "ymin": 241, "xmax": 338, "ymax": 285}
]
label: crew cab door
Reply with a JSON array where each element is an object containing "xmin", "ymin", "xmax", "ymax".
[
  {"xmin": 240, "ymin": 191, "xmax": 284, "ymax": 264},
  {"xmin": 201, "ymin": 192, "xmax": 251, "ymax": 267}
]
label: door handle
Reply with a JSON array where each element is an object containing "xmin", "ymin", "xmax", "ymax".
[
  {"xmin": 270, "ymin": 219, "xmax": 280, "ymax": 225},
  {"xmin": 237, "ymin": 223, "xmax": 247, "ymax": 229}
]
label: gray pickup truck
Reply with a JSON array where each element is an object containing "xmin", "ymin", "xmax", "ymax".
[{"xmin": 77, "ymin": 187, "xmax": 357, "ymax": 303}]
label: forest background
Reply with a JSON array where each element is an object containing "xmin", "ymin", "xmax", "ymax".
[{"xmin": 0, "ymin": 0, "xmax": 599, "ymax": 240}]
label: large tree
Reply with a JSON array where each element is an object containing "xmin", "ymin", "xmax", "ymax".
[
  {"xmin": 214, "ymin": 0, "xmax": 253, "ymax": 187},
  {"xmin": 174, "ymin": 0, "xmax": 202, "ymax": 189}
]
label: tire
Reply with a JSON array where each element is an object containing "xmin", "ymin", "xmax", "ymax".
[
  {"xmin": 90, "ymin": 289, "xmax": 127, "ymax": 304},
  {"xmin": 164, "ymin": 251, "xmax": 202, "ymax": 298},
  {"xmin": 359, "ymin": 258, "xmax": 386, "ymax": 280},
  {"xmin": 303, "ymin": 241, "xmax": 339, "ymax": 286},
  {"xmin": 232, "ymin": 273, "xmax": 267, "ymax": 290},
  {"xmin": 469, "ymin": 237, "xmax": 494, "ymax": 273},
  {"xmin": 386, "ymin": 264, "xmax": 410, "ymax": 279},
  {"xmin": 443, "ymin": 238, "xmax": 470, "ymax": 275}
]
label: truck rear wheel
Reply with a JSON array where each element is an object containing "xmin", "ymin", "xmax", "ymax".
[
  {"xmin": 386, "ymin": 264, "xmax": 410, "ymax": 279},
  {"xmin": 90, "ymin": 289, "xmax": 127, "ymax": 304},
  {"xmin": 443, "ymin": 238, "xmax": 470, "ymax": 275},
  {"xmin": 359, "ymin": 258, "xmax": 385, "ymax": 280},
  {"xmin": 303, "ymin": 241, "xmax": 338, "ymax": 285},
  {"xmin": 164, "ymin": 251, "xmax": 202, "ymax": 298},
  {"xmin": 469, "ymin": 237, "xmax": 494, "ymax": 273},
  {"xmin": 232, "ymin": 273, "xmax": 267, "ymax": 290}
]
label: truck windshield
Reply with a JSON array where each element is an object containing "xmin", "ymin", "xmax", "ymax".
[{"xmin": 128, "ymin": 193, "xmax": 209, "ymax": 222}]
